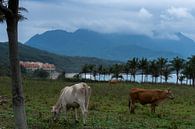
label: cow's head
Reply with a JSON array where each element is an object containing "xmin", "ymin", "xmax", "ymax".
[
  {"xmin": 165, "ymin": 89, "xmax": 174, "ymax": 99},
  {"xmin": 51, "ymin": 106, "xmax": 61, "ymax": 121}
]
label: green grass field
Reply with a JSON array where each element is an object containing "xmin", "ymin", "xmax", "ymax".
[{"xmin": 0, "ymin": 77, "xmax": 195, "ymax": 129}]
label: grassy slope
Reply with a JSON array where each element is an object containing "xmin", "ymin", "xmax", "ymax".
[
  {"xmin": 0, "ymin": 77, "xmax": 195, "ymax": 129},
  {"xmin": 0, "ymin": 43, "xmax": 120, "ymax": 72}
]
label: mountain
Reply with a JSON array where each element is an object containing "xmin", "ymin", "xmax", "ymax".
[
  {"xmin": 0, "ymin": 42, "xmax": 120, "ymax": 72},
  {"xmin": 26, "ymin": 29, "xmax": 195, "ymax": 61}
]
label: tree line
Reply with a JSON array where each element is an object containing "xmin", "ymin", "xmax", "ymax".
[{"xmin": 80, "ymin": 56, "xmax": 195, "ymax": 87}]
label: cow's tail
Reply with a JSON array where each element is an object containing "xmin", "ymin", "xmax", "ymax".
[{"xmin": 128, "ymin": 95, "xmax": 131, "ymax": 113}]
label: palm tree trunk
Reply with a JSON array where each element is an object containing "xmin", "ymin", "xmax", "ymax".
[
  {"xmin": 176, "ymin": 71, "xmax": 179, "ymax": 85},
  {"xmin": 141, "ymin": 73, "xmax": 144, "ymax": 83},
  {"xmin": 6, "ymin": 9, "xmax": 28, "ymax": 129}
]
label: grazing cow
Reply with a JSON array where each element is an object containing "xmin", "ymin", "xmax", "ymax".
[
  {"xmin": 51, "ymin": 82, "xmax": 91, "ymax": 125},
  {"xmin": 128, "ymin": 88, "xmax": 174, "ymax": 113},
  {"xmin": 109, "ymin": 79, "xmax": 119, "ymax": 85}
]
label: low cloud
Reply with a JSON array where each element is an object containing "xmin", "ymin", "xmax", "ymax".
[{"xmin": 1, "ymin": 1, "xmax": 195, "ymax": 42}]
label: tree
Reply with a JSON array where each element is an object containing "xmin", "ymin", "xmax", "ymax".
[
  {"xmin": 170, "ymin": 56, "xmax": 185, "ymax": 85},
  {"xmin": 162, "ymin": 64, "xmax": 173, "ymax": 83},
  {"xmin": 33, "ymin": 69, "xmax": 49, "ymax": 79},
  {"xmin": 182, "ymin": 63, "xmax": 192, "ymax": 85},
  {"xmin": 97, "ymin": 65, "xmax": 103, "ymax": 81},
  {"xmin": 128, "ymin": 58, "xmax": 139, "ymax": 82},
  {"xmin": 139, "ymin": 58, "xmax": 148, "ymax": 83},
  {"xmin": 123, "ymin": 62, "xmax": 130, "ymax": 81},
  {"xmin": 88, "ymin": 64, "xmax": 95, "ymax": 80},
  {"xmin": 149, "ymin": 60, "xmax": 159, "ymax": 83},
  {"xmin": 187, "ymin": 56, "xmax": 195, "ymax": 87},
  {"xmin": 81, "ymin": 64, "xmax": 89, "ymax": 80},
  {"xmin": 0, "ymin": 0, "xmax": 28, "ymax": 128},
  {"xmin": 111, "ymin": 64, "xmax": 123, "ymax": 80},
  {"xmin": 157, "ymin": 57, "xmax": 168, "ymax": 83},
  {"xmin": 57, "ymin": 71, "xmax": 65, "ymax": 80}
]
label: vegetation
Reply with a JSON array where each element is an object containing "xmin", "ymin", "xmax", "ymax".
[
  {"xmin": 0, "ymin": 42, "xmax": 120, "ymax": 72},
  {"xmin": 1, "ymin": 0, "xmax": 28, "ymax": 128},
  {"xmin": 80, "ymin": 56, "xmax": 195, "ymax": 86},
  {"xmin": 0, "ymin": 77, "xmax": 195, "ymax": 129}
]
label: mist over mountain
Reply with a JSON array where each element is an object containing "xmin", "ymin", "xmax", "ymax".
[{"xmin": 26, "ymin": 29, "xmax": 195, "ymax": 61}]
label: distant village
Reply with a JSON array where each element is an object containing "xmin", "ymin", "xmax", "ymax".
[
  {"xmin": 19, "ymin": 61, "xmax": 59, "ymax": 79},
  {"xmin": 20, "ymin": 61, "xmax": 56, "ymax": 71}
]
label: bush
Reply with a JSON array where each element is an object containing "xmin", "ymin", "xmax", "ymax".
[{"xmin": 33, "ymin": 69, "xmax": 49, "ymax": 79}]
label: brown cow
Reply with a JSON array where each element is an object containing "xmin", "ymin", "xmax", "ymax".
[
  {"xmin": 109, "ymin": 79, "xmax": 119, "ymax": 85},
  {"xmin": 128, "ymin": 88, "xmax": 174, "ymax": 113}
]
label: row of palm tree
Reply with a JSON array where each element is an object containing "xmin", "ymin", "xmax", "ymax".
[{"xmin": 80, "ymin": 56, "xmax": 195, "ymax": 87}]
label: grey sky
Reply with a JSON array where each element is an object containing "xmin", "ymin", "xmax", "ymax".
[{"xmin": 1, "ymin": 0, "xmax": 195, "ymax": 42}]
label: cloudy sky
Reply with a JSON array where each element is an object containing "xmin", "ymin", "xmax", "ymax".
[{"xmin": 1, "ymin": 0, "xmax": 195, "ymax": 42}]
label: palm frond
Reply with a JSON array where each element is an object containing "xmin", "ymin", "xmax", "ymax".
[
  {"xmin": 19, "ymin": 7, "xmax": 28, "ymax": 13},
  {"xmin": 17, "ymin": 14, "xmax": 27, "ymax": 21},
  {"xmin": 0, "ymin": 10, "xmax": 5, "ymax": 22}
]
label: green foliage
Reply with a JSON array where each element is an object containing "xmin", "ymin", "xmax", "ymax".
[
  {"xmin": 57, "ymin": 71, "xmax": 65, "ymax": 80},
  {"xmin": 0, "ymin": 42, "xmax": 119, "ymax": 72},
  {"xmin": 0, "ymin": 78, "xmax": 195, "ymax": 129},
  {"xmin": 32, "ymin": 69, "xmax": 49, "ymax": 79}
]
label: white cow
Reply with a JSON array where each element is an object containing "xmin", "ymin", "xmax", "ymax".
[{"xmin": 51, "ymin": 82, "xmax": 91, "ymax": 125}]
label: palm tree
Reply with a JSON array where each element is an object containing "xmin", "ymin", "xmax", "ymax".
[
  {"xmin": 88, "ymin": 64, "xmax": 95, "ymax": 80},
  {"xmin": 149, "ymin": 60, "xmax": 159, "ymax": 83},
  {"xmin": 0, "ymin": 0, "xmax": 28, "ymax": 128},
  {"xmin": 102, "ymin": 67, "xmax": 107, "ymax": 81},
  {"xmin": 123, "ymin": 62, "xmax": 130, "ymax": 81},
  {"xmin": 162, "ymin": 64, "xmax": 173, "ymax": 83},
  {"xmin": 187, "ymin": 56, "xmax": 195, "ymax": 87},
  {"xmin": 111, "ymin": 64, "xmax": 123, "ymax": 80},
  {"xmin": 98, "ymin": 65, "xmax": 103, "ymax": 81},
  {"xmin": 182, "ymin": 63, "xmax": 192, "ymax": 85},
  {"xmin": 92, "ymin": 65, "xmax": 97, "ymax": 81},
  {"xmin": 128, "ymin": 58, "xmax": 139, "ymax": 82},
  {"xmin": 139, "ymin": 58, "xmax": 148, "ymax": 83},
  {"xmin": 157, "ymin": 57, "xmax": 168, "ymax": 83},
  {"xmin": 81, "ymin": 64, "xmax": 89, "ymax": 79},
  {"xmin": 170, "ymin": 56, "xmax": 185, "ymax": 85}
]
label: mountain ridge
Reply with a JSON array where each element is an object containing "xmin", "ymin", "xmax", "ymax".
[
  {"xmin": 0, "ymin": 42, "xmax": 120, "ymax": 72},
  {"xmin": 25, "ymin": 29, "xmax": 195, "ymax": 61}
]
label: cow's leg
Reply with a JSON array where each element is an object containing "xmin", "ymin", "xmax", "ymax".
[
  {"xmin": 130, "ymin": 101, "xmax": 135, "ymax": 114},
  {"xmin": 63, "ymin": 105, "xmax": 67, "ymax": 121},
  {"xmin": 80, "ymin": 105, "xmax": 87, "ymax": 126},
  {"xmin": 75, "ymin": 108, "xmax": 79, "ymax": 123},
  {"xmin": 151, "ymin": 104, "xmax": 155, "ymax": 113}
]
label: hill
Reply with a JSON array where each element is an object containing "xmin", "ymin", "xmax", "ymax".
[
  {"xmin": 25, "ymin": 29, "xmax": 195, "ymax": 61},
  {"xmin": 0, "ymin": 42, "xmax": 120, "ymax": 72}
]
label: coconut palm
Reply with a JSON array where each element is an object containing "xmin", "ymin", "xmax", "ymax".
[
  {"xmin": 81, "ymin": 64, "xmax": 89, "ymax": 79},
  {"xmin": 162, "ymin": 64, "xmax": 173, "ymax": 83},
  {"xmin": 157, "ymin": 57, "xmax": 168, "ymax": 83},
  {"xmin": 170, "ymin": 56, "xmax": 185, "ymax": 85},
  {"xmin": 88, "ymin": 64, "xmax": 95, "ymax": 80},
  {"xmin": 128, "ymin": 58, "xmax": 139, "ymax": 82},
  {"xmin": 98, "ymin": 65, "xmax": 103, "ymax": 81},
  {"xmin": 182, "ymin": 63, "xmax": 192, "ymax": 85},
  {"xmin": 149, "ymin": 60, "xmax": 159, "ymax": 83},
  {"xmin": 187, "ymin": 56, "xmax": 195, "ymax": 87},
  {"xmin": 123, "ymin": 62, "xmax": 130, "ymax": 81},
  {"xmin": 0, "ymin": 0, "xmax": 28, "ymax": 128},
  {"xmin": 139, "ymin": 58, "xmax": 148, "ymax": 83},
  {"xmin": 111, "ymin": 64, "xmax": 123, "ymax": 80}
]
